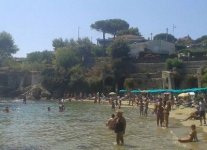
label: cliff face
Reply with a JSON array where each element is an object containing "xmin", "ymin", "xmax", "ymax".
[
  {"xmin": 0, "ymin": 70, "xmax": 41, "ymax": 97},
  {"xmin": 0, "ymin": 60, "xmax": 206, "ymax": 97}
]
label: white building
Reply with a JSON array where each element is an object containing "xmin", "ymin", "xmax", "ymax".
[{"xmin": 129, "ymin": 40, "xmax": 175, "ymax": 57}]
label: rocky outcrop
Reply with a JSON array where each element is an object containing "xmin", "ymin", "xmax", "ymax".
[{"xmin": 23, "ymin": 84, "xmax": 51, "ymax": 100}]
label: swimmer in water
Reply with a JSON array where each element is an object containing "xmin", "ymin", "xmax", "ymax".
[{"xmin": 4, "ymin": 106, "xmax": 9, "ymax": 113}]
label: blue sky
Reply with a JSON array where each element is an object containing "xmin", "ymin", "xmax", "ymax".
[{"xmin": 0, "ymin": 0, "xmax": 207, "ymax": 57}]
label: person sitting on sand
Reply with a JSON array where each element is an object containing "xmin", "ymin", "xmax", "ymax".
[
  {"xmin": 183, "ymin": 108, "xmax": 200, "ymax": 121},
  {"xmin": 178, "ymin": 124, "xmax": 198, "ymax": 143},
  {"xmin": 106, "ymin": 114, "xmax": 116, "ymax": 130}
]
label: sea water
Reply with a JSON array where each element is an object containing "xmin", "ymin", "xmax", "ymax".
[{"xmin": 0, "ymin": 100, "xmax": 207, "ymax": 150}]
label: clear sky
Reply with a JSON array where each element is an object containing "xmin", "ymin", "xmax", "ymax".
[{"xmin": 0, "ymin": 0, "xmax": 207, "ymax": 57}]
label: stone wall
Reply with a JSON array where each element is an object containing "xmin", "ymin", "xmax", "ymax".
[{"xmin": 128, "ymin": 60, "xmax": 207, "ymax": 89}]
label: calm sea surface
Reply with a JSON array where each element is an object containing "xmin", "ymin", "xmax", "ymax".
[{"xmin": 0, "ymin": 100, "xmax": 207, "ymax": 150}]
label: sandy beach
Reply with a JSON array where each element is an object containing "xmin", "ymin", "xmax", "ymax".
[
  {"xmin": 106, "ymin": 99, "xmax": 207, "ymax": 133},
  {"xmin": 170, "ymin": 106, "xmax": 207, "ymax": 133},
  {"xmin": 70, "ymin": 98, "xmax": 207, "ymax": 133}
]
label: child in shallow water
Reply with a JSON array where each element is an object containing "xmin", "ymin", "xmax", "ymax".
[{"xmin": 178, "ymin": 124, "xmax": 198, "ymax": 143}]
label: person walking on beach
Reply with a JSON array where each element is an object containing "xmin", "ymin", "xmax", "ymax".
[
  {"xmin": 114, "ymin": 110, "xmax": 126, "ymax": 145},
  {"xmin": 112, "ymin": 100, "xmax": 115, "ymax": 110},
  {"xmin": 199, "ymin": 100, "xmax": 206, "ymax": 126}
]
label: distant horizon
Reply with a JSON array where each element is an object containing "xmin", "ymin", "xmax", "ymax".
[{"xmin": 1, "ymin": 0, "xmax": 206, "ymax": 57}]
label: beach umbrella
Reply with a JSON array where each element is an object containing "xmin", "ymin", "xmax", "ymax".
[
  {"xmin": 119, "ymin": 89, "xmax": 127, "ymax": 93},
  {"xmin": 167, "ymin": 89, "xmax": 183, "ymax": 94},
  {"xmin": 109, "ymin": 92, "xmax": 116, "ymax": 95},
  {"xmin": 178, "ymin": 93, "xmax": 189, "ymax": 98},
  {"xmin": 130, "ymin": 90, "xmax": 139, "ymax": 93},
  {"xmin": 188, "ymin": 92, "xmax": 195, "ymax": 96},
  {"xmin": 146, "ymin": 89, "xmax": 167, "ymax": 94}
]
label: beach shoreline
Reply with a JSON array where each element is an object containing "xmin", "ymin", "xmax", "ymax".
[
  {"xmin": 84, "ymin": 98, "xmax": 207, "ymax": 133},
  {"xmin": 169, "ymin": 106, "xmax": 207, "ymax": 133},
  {"xmin": 57, "ymin": 98, "xmax": 207, "ymax": 134}
]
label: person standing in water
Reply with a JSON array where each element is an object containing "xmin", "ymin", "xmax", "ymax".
[
  {"xmin": 144, "ymin": 99, "xmax": 149, "ymax": 116},
  {"xmin": 23, "ymin": 95, "xmax": 27, "ymax": 104},
  {"xmin": 139, "ymin": 98, "xmax": 144, "ymax": 116},
  {"xmin": 199, "ymin": 100, "xmax": 206, "ymax": 126},
  {"xmin": 163, "ymin": 100, "xmax": 171, "ymax": 127},
  {"xmin": 106, "ymin": 114, "xmax": 116, "ymax": 130},
  {"xmin": 48, "ymin": 107, "xmax": 51, "ymax": 111},
  {"xmin": 114, "ymin": 110, "xmax": 126, "ymax": 145},
  {"xmin": 154, "ymin": 98, "xmax": 164, "ymax": 127},
  {"xmin": 112, "ymin": 100, "xmax": 115, "ymax": 110}
]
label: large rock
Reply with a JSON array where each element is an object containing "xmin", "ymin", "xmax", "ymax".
[{"xmin": 24, "ymin": 85, "xmax": 51, "ymax": 100}]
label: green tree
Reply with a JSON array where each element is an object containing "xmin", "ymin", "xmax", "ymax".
[
  {"xmin": 117, "ymin": 27, "xmax": 140, "ymax": 36},
  {"xmin": 91, "ymin": 19, "xmax": 130, "ymax": 39},
  {"xmin": 68, "ymin": 65, "xmax": 88, "ymax": 92},
  {"xmin": 109, "ymin": 39, "xmax": 133, "ymax": 90},
  {"xmin": 52, "ymin": 38, "xmax": 68, "ymax": 50},
  {"xmin": 27, "ymin": 50, "xmax": 54, "ymax": 64},
  {"xmin": 201, "ymin": 68, "xmax": 207, "ymax": 87},
  {"xmin": 154, "ymin": 33, "xmax": 177, "ymax": 43},
  {"xmin": 41, "ymin": 68, "xmax": 68, "ymax": 94},
  {"xmin": 165, "ymin": 58, "xmax": 183, "ymax": 70},
  {"xmin": 76, "ymin": 38, "xmax": 95, "ymax": 67},
  {"xmin": 91, "ymin": 20, "xmax": 109, "ymax": 41},
  {"xmin": 195, "ymin": 35, "xmax": 207, "ymax": 44},
  {"xmin": 55, "ymin": 47, "xmax": 80, "ymax": 69},
  {"xmin": 175, "ymin": 36, "xmax": 192, "ymax": 51},
  {"xmin": 124, "ymin": 78, "xmax": 135, "ymax": 89},
  {"xmin": 0, "ymin": 31, "xmax": 18, "ymax": 59},
  {"xmin": 109, "ymin": 39, "xmax": 130, "ymax": 59},
  {"xmin": 107, "ymin": 19, "xmax": 129, "ymax": 38}
]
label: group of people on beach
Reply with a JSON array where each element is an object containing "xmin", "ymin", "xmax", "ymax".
[
  {"xmin": 153, "ymin": 98, "xmax": 171, "ymax": 127},
  {"xmin": 105, "ymin": 93, "xmax": 207, "ymax": 145}
]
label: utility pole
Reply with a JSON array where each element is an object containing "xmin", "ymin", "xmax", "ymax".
[
  {"xmin": 166, "ymin": 28, "xmax": 168, "ymax": 41},
  {"xmin": 150, "ymin": 33, "xmax": 153, "ymax": 40},
  {"xmin": 78, "ymin": 27, "xmax": 80, "ymax": 40},
  {"xmin": 172, "ymin": 24, "xmax": 176, "ymax": 36}
]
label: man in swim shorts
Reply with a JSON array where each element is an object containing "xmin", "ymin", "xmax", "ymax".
[{"xmin": 114, "ymin": 110, "xmax": 126, "ymax": 145}]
